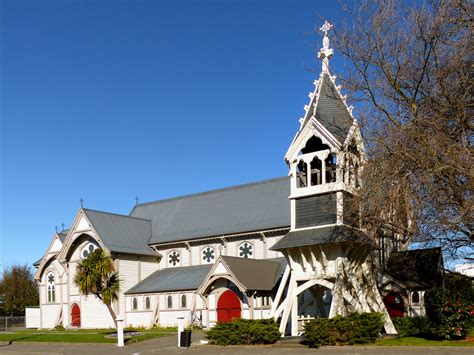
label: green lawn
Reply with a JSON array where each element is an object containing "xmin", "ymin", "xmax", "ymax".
[
  {"xmin": 0, "ymin": 328, "xmax": 176, "ymax": 344},
  {"xmin": 374, "ymin": 329, "xmax": 474, "ymax": 347},
  {"xmin": 375, "ymin": 336, "xmax": 473, "ymax": 347}
]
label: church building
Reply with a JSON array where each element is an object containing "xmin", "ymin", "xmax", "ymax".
[{"xmin": 33, "ymin": 22, "xmax": 437, "ymax": 334}]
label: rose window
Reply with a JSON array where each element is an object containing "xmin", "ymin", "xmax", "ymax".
[
  {"xmin": 202, "ymin": 247, "xmax": 215, "ymax": 263},
  {"xmin": 48, "ymin": 274, "xmax": 54, "ymax": 284},
  {"xmin": 239, "ymin": 242, "xmax": 253, "ymax": 258},
  {"xmin": 168, "ymin": 251, "xmax": 181, "ymax": 266}
]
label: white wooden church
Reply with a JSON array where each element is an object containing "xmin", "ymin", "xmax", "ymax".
[{"xmin": 33, "ymin": 23, "xmax": 438, "ymax": 335}]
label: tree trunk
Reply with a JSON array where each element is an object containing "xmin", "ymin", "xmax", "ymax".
[{"xmin": 106, "ymin": 303, "xmax": 118, "ymax": 328}]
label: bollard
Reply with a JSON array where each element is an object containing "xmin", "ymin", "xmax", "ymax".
[
  {"xmin": 177, "ymin": 316, "xmax": 185, "ymax": 347},
  {"xmin": 116, "ymin": 315, "xmax": 124, "ymax": 347}
]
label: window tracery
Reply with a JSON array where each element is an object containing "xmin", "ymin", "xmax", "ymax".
[
  {"xmin": 202, "ymin": 246, "xmax": 215, "ymax": 263},
  {"xmin": 81, "ymin": 242, "xmax": 99, "ymax": 259},
  {"xmin": 47, "ymin": 272, "xmax": 55, "ymax": 303},
  {"xmin": 168, "ymin": 250, "xmax": 181, "ymax": 267},
  {"xmin": 238, "ymin": 242, "xmax": 253, "ymax": 258}
]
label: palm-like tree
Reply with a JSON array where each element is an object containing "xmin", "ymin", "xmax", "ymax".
[{"xmin": 74, "ymin": 249, "xmax": 120, "ymax": 327}]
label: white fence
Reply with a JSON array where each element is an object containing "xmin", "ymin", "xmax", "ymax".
[{"xmin": 25, "ymin": 307, "xmax": 40, "ymax": 328}]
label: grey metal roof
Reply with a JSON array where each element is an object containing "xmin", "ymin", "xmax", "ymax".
[
  {"xmin": 125, "ymin": 264, "xmax": 212, "ymax": 294},
  {"xmin": 83, "ymin": 209, "xmax": 159, "ymax": 257},
  {"xmin": 130, "ymin": 177, "xmax": 291, "ymax": 245},
  {"xmin": 270, "ymin": 225, "xmax": 373, "ymax": 251},
  {"xmin": 314, "ymin": 73, "xmax": 354, "ymax": 144},
  {"xmin": 58, "ymin": 229, "xmax": 69, "ymax": 243},
  {"xmin": 33, "ymin": 257, "xmax": 43, "ymax": 267},
  {"xmin": 221, "ymin": 256, "xmax": 287, "ymax": 291}
]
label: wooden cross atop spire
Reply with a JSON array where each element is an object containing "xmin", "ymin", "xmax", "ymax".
[{"xmin": 318, "ymin": 21, "xmax": 334, "ymax": 73}]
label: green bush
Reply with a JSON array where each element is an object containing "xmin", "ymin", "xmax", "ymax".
[
  {"xmin": 303, "ymin": 313, "xmax": 384, "ymax": 348},
  {"xmin": 205, "ymin": 318, "xmax": 281, "ymax": 345},
  {"xmin": 392, "ymin": 316, "xmax": 433, "ymax": 337},
  {"xmin": 425, "ymin": 287, "xmax": 472, "ymax": 340},
  {"xmin": 54, "ymin": 324, "xmax": 65, "ymax": 331}
]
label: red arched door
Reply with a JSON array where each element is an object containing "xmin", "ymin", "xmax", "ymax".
[
  {"xmin": 71, "ymin": 304, "xmax": 81, "ymax": 327},
  {"xmin": 383, "ymin": 292, "xmax": 405, "ymax": 318},
  {"xmin": 217, "ymin": 290, "xmax": 241, "ymax": 323}
]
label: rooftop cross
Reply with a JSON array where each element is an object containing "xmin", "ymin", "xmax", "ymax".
[{"xmin": 318, "ymin": 21, "xmax": 334, "ymax": 73}]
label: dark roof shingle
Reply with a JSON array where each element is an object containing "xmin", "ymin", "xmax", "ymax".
[
  {"xmin": 385, "ymin": 248, "xmax": 443, "ymax": 289},
  {"xmin": 270, "ymin": 225, "xmax": 373, "ymax": 251}
]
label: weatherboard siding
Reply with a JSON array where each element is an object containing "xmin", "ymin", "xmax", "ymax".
[{"xmin": 81, "ymin": 295, "xmax": 115, "ymax": 328}]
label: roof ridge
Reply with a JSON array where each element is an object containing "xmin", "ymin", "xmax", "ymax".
[
  {"xmin": 130, "ymin": 176, "xmax": 288, "ymax": 213},
  {"xmin": 84, "ymin": 208, "xmax": 151, "ymax": 222}
]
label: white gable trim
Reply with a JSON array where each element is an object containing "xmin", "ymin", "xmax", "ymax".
[
  {"xmin": 57, "ymin": 208, "xmax": 110, "ymax": 264},
  {"xmin": 196, "ymin": 257, "xmax": 247, "ymax": 296},
  {"xmin": 34, "ymin": 232, "xmax": 65, "ymax": 280}
]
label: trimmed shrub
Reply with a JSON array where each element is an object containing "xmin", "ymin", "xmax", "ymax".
[
  {"xmin": 205, "ymin": 318, "xmax": 281, "ymax": 345},
  {"xmin": 392, "ymin": 316, "xmax": 433, "ymax": 337},
  {"xmin": 303, "ymin": 313, "xmax": 384, "ymax": 348}
]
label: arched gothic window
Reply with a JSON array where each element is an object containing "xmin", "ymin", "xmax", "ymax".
[
  {"xmin": 168, "ymin": 250, "xmax": 181, "ymax": 267},
  {"xmin": 296, "ymin": 159, "xmax": 308, "ymax": 188},
  {"xmin": 167, "ymin": 295, "xmax": 173, "ymax": 309},
  {"xmin": 310, "ymin": 156, "xmax": 322, "ymax": 186},
  {"xmin": 238, "ymin": 241, "xmax": 253, "ymax": 258},
  {"xmin": 181, "ymin": 294, "xmax": 187, "ymax": 308},
  {"xmin": 202, "ymin": 246, "xmax": 215, "ymax": 263},
  {"xmin": 47, "ymin": 272, "xmax": 55, "ymax": 303},
  {"xmin": 412, "ymin": 291, "xmax": 420, "ymax": 304},
  {"xmin": 325, "ymin": 153, "xmax": 337, "ymax": 183},
  {"xmin": 132, "ymin": 297, "xmax": 138, "ymax": 310},
  {"xmin": 145, "ymin": 296, "xmax": 151, "ymax": 310}
]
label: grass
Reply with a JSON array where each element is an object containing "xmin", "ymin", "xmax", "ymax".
[
  {"xmin": 0, "ymin": 327, "xmax": 176, "ymax": 344},
  {"xmin": 374, "ymin": 328, "xmax": 474, "ymax": 347}
]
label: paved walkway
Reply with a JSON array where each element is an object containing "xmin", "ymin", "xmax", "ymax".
[{"xmin": 0, "ymin": 332, "xmax": 472, "ymax": 354}]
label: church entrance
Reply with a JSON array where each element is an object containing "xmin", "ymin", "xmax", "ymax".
[
  {"xmin": 383, "ymin": 292, "xmax": 405, "ymax": 318},
  {"xmin": 71, "ymin": 304, "xmax": 81, "ymax": 327},
  {"xmin": 217, "ymin": 290, "xmax": 241, "ymax": 323}
]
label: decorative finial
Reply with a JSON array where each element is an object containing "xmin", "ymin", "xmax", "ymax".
[
  {"xmin": 61, "ymin": 223, "xmax": 65, "ymax": 231},
  {"xmin": 135, "ymin": 196, "xmax": 139, "ymax": 206},
  {"xmin": 55, "ymin": 225, "xmax": 58, "ymax": 233},
  {"xmin": 80, "ymin": 198, "xmax": 84, "ymax": 208},
  {"xmin": 318, "ymin": 21, "xmax": 334, "ymax": 73}
]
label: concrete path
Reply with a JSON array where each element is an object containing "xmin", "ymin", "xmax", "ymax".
[{"xmin": 0, "ymin": 332, "xmax": 472, "ymax": 354}]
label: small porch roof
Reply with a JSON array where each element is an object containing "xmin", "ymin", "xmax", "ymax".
[
  {"xmin": 270, "ymin": 225, "xmax": 373, "ymax": 251},
  {"xmin": 125, "ymin": 264, "xmax": 212, "ymax": 294}
]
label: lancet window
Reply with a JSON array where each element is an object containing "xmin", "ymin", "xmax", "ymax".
[{"xmin": 47, "ymin": 272, "xmax": 56, "ymax": 303}]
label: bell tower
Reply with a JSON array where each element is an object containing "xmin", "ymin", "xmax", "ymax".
[{"xmin": 269, "ymin": 22, "xmax": 396, "ymax": 336}]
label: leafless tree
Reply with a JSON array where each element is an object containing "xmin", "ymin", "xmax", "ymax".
[{"xmin": 332, "ymin": 0, "xmax": 473, "ymax": 263}]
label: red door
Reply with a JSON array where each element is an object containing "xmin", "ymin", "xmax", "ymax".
[
  {"xmin": 217, "ymin": 290, "xmax": 241, "ymax": 323},
  {"xmin": 383, "ymin": 292, "xmax": 405, "ymax": 318},
  {"xmin": 71, "ymin": 304, "xmax": 81, "ymax": 327}
]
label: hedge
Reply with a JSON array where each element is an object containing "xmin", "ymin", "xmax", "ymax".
[
  {"xmin": 303, "ymin": 313, "xmax": 384, "ymax": 348},
  {"xmin": 205, "ymin": 318, "xmax": 281, "ymax": 345}
]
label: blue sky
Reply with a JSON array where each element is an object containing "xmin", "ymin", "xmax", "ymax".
[{"xmin": 1, "ymin": 0, "xmax": 349, "ymax": 267}]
